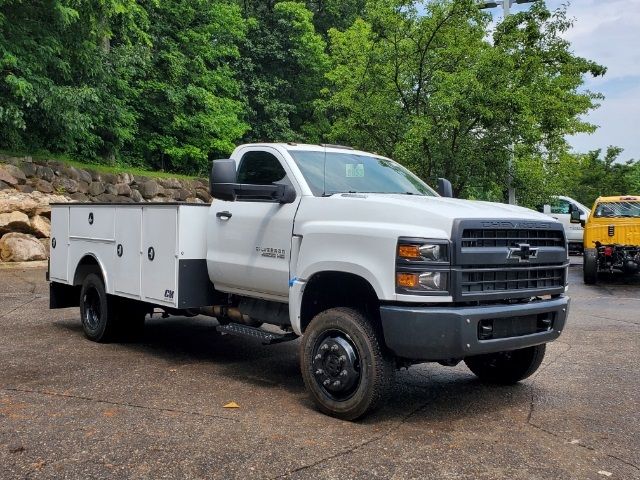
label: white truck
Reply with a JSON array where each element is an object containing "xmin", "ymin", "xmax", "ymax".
[
  {"xmin": 539, "ymin": 195, "xmax": 590, "ymax": 254},
  {"xmin": 48, "ymin": 143, "xmax": 570, "ymax": 420}
]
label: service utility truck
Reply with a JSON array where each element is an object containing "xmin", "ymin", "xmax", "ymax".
[{"xmin": 48, "ymin": 143, "xmax": 570, "ymax": 420}]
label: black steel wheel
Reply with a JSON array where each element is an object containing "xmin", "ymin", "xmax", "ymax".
[
  {"xmin": 79, "ymin": 273, "xmax": 119, "ymax": 342},
  {"xmin": 300, "ymin": 308, "xmax": 394, "ymax": 420},
  {"xmin": 583, "ymin": 250, "xmax": 598, "ymax": 285},
  {"xmin": 464, "ymin": 344, "xmax": 546, "ymax": 385}
]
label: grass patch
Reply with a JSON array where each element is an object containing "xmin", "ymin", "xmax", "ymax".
[{"xmin": 0, "ymin": 149, "xmax": 200, "ymax": 180}]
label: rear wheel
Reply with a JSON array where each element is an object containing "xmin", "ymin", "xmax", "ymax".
[
  {"xmin": 79, "ymin": 273, "xmax": 119, "ymax": 342},
  {"xmin": 300, "ymin": 308, "xmax": 394, "ymax": 421},
  {"xmin": 584, "ymin": 251, "xmax": 598, "ymax": 284},
  {"xmin": 464, "ymin": 344, "xmax": 546, "ymax": 384}
]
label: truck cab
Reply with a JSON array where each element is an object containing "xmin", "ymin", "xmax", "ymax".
[
  {"xmin": 539, "ymin": 195, "xmax": 590, "ymax": 254},
  {"xmin": 50, "ymin": 143, "xmax": 570, "ymax": 420}
]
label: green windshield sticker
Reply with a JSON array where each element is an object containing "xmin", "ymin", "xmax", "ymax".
[{"xmin": 345, "ymin": 163, "xmax": 365, "ymax": 178}]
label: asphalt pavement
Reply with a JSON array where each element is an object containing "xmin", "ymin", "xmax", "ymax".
[{"xmin": 0, "ymin": 259, "xmax": 638, "ymax": 479}]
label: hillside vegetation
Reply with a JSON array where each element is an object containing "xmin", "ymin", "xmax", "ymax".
[{"xmin": 1, "ymin": 0, "xmax": 637, "ymax": 206}]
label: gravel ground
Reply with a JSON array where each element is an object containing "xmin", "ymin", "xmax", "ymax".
[{"xmin": 0, "ymin": 259, "xmax": 638, "ymax": 479}]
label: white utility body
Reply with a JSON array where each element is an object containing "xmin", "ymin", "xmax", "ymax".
[
  {"xmin": 50, "ymin": 204, "xmax": 213, "ymax": 309},
  {"xmin": 49, "ymin": 143, "xmax": 570, "ymax": 420}
]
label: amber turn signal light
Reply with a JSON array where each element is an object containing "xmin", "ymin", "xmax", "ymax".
[
  {"xmin": 396, "ymin": 272, "xmax": 418, "ymax": 288},
  {"xmin": 398, "ymin": 244, "xmax": 421, "ymax": 259}
]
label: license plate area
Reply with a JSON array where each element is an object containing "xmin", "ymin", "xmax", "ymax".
[{"xmin": 478, "ymin": 313, "xmax": 554, "ymax": 340}]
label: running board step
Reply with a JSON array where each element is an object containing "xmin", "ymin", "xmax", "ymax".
[{"xmin": 216, "ymin": 322, "xmax": 297, "ymax": 345}]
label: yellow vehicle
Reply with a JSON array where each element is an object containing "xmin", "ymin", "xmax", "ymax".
[{"xmin": 574, "ymin": 195, "xmax": 640, "ymax": 284}]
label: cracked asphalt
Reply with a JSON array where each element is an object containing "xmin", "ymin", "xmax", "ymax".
[{"xmin": 0, "ymin": 260, "xmax": 638, "ymax": 479}]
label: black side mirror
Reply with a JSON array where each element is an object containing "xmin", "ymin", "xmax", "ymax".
[
  {"xmin": 437, "ymin": 178, "xmax": 453, "ymax": 198},
  {"xmin": 570, "ymin": 209, "xmax": 581, "ymax": 224},
  {"xmin": 280, "ymin": 184, "xmax": 296, "ymax": 204},
  {"xmin": 210, "ymin": 159, "xmax": 237, "ymax": 201}
]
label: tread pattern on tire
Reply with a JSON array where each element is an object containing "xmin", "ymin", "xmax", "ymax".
[{"xmin": 300, "ymin": 307, "xmax": 394, "ymax": 421}]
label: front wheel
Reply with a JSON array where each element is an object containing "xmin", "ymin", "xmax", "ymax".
[
  {"xmin": 300, "ymin": 308, "xmax": 394, "ymax": 421},
  {"xmin": 464, "ymin": 344, "xmax": 546, "ymax": 384}
]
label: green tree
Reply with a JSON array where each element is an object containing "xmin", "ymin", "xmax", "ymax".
[
  {"xmin": 306, "ymin": 0, "xmax": 366, "ymax": 35},
  {"xmin": 323, "ymin": 0, "xmax": 605, "ymax": 198},
  {"xmin": 237, "ymin": 1, "xmax": 329, "ymax": 143},
  {"xmin": 0, "ymin": 0, "xmax": 148, "ymax": 160},
  {"xmin": 129, "ymin": 0, "xmax": 248, "ymax": 173}
]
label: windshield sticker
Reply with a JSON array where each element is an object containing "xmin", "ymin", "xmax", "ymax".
[{"xmin": 345, "ymin": 163, "xmax": 365, "ymax": 178}]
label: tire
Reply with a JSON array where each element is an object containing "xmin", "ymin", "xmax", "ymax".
[
  {"xmin": 583, "ymin": 251, "xmax": 598, "ymax": 285},
  {"xmin": 300, "ymin": 308, "xmax": 394, "ymax": 421},
  {"xmin": 464, "ymin": 344, "xmax": 546, "ymax": 385},
  {"xmin": 79, "ymin": 273, "xmax": 119, "ymax": 342}
]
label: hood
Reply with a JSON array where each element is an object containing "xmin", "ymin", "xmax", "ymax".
[
  {"xmin": 339, "ymin": 193, "xmax": 551, "ymax": 220},
  {"xmin": 311, "ymin": 193, "xmax": 559, "ymax": 239}
]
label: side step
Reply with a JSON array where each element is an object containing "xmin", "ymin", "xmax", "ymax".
[{"xmin": 216, "ymin": 322, "xmax": 298, "ymax": 345}]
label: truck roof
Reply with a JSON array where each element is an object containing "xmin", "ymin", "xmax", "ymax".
[
  {"xmin": 596, "ymin": 195, "xmax": 639, "ymax": 203},
  {"xmin": 238, "ymin": 142, "xmax": 384, "ymax": 158}
]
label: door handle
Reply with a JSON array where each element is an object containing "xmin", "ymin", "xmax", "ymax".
[{"xmin": 216, "ymin": 210, "xmax": 232, "ymax": 220}]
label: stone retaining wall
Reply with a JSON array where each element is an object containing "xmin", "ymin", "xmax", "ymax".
[{"xmin": 0, "ymin": 154, "xmax": 211, "ymax": 262}]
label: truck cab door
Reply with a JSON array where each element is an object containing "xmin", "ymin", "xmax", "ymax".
[{"xmin": 207, "ymin": 147, "xmax": 300, "ymax": 300}]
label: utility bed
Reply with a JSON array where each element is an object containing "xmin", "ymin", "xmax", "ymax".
[{"xmin": 49, "ymin": 203, "xmax": 215, "ymax": 309}]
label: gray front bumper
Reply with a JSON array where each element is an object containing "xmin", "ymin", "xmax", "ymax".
[{"xmin": 380, "ymin": 296, "xmax": 569, "ymax": 361}]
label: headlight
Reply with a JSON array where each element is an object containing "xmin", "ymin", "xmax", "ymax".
[
  {"xmin": 396, "ymin": 238, "xmax": 451, "ymax": 295},
  {"xmin": 397, "ymin": 240, "xmax": 449, "ymax": 262},
  {"xmin": 396, "ymin": 271, "xmax": 449, "ymax": 292}
]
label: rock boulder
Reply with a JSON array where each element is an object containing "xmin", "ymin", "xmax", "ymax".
[
  {"xmin": 0, "ymin": 232, "xmax": 47, "ymax": 262},
  {"xmin": 30, "ymin": 215, "xmax": 51, "ymax": 238},
  {"xmin": 0, "ymin": 211, "xmax": 31, "ymax": 235},
  {"xmin": 0, "ymin": 164, "xmax": 26, "ymax": 184}
]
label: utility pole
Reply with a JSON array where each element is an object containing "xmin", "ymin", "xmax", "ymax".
[{"xmin": 477, "ymin": 0, "xmax": 533, "ymax": 205}]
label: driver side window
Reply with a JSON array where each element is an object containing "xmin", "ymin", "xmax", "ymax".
[{"xmin": 237, "ymin": 151, "xmax": 288, "ymax": 185}]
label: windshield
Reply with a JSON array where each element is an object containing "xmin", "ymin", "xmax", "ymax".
[
  {"xmin": 594, "ymin": 201, "xmax": 640, "ymax": 218},
  {"xmin": 288, "ymin": 150, "xmax": 437, "ymax": 197}
]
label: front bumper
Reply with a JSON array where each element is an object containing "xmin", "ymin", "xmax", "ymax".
[{"xmin": 380, "ymin": 296, "xmax": 569, "ymax": 361}]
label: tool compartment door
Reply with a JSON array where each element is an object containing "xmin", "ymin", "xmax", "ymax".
[
  {"xmin": 50, "ymin": 206, "xmax": 70, "ymax": 282},
  {"xmin": 142, "ymin": 206, "xmax": 178, "ymax": 306},
  {"xmin": 114, "ymin": 207, "xmax": 142, "ymax": 297}
]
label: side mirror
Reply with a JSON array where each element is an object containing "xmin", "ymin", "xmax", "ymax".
[
  {"xmin": 280, "ymin": 184, "xmax": 297, "ymax": 204},
  {"xmin": 233, "ymin": 183, "xmax": 296, "ymax": 204},
  {"xmin": 210, "ymin": 159, "xmax": 237, "ymax": 201},
  {"xmin": 543, "ymin": 204, "xmax": 551, "ymax": 214},
  {"xmin": 437, "ymin": 178, "xmax": 453, "ymax": 198},
  {"xmin": 570, "ymin": 209, "xmax": 581, "ymax": 224}
]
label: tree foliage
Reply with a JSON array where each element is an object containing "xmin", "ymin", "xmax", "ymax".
[
  {"xmin": 130, "ymin": 0, "xmax": 247, "ymax": 173},
  {"xmin": 322, "ymin": 0, "xmax": 607, "ymax": 197},
  {"xmin": 0, "ymin": 0, "xmax": 633, "ymax": 198},
  {"xmin": 237, "ymin": 1, "xmax": 328, "ymax": 143}
]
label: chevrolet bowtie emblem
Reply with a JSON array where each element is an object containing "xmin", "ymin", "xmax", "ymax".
[{"xmin": 508, "ymin": 243, "xmax": 538, "ymax": 262}]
